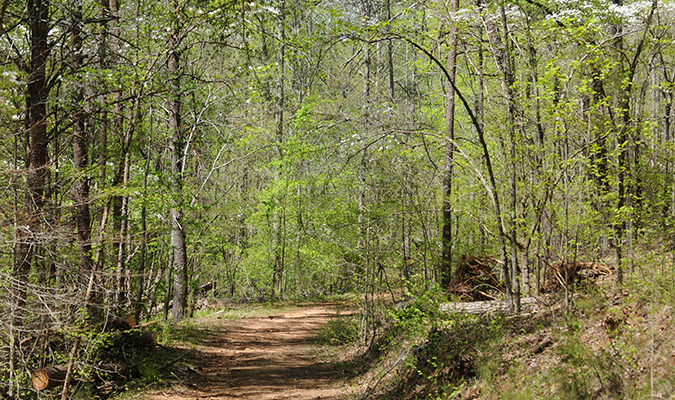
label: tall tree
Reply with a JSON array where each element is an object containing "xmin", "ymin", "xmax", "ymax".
[
  {"xmin": 271, "ymin": 0, "xmax": 287, "ymax": 299},
  {"xmin": 14, "ymin": 0, "xmax": 52, "ymax": 316},
  {"xmin": 169, "ymin": 0, "xmax": 189, "ymax": 322},
  {"xmin": 71, "ymin": 0, "xmax": 93, "ymax": 275},
  {"xmin": 613, "ymin": 0, "xmax": 657, "ymax": 284},
  {"xmin": 441, "ymin": 0, "xmax": 459, "ymax": 288}
]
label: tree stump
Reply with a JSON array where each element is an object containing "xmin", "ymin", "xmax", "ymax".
[{"xmin": 31, "ymin": 365, "xmax": 68, "ymax": 391}]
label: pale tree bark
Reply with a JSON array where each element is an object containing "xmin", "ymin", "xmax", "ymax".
[
  {"xmin": 473, "ymin": 4, "xmax": 486, "ymax": 253},
  {"xmin": 85, "ymin": 0, "xmax": 114, "ymax": 319},
  {"xmin": 135, "ymin": 148, "xmax": 152, "ymax": 319},
  {"xmin": 482, "ymin": 4, "xmax": 520, "ymax": 311},
  {"xmin": 611, "ymin": 0, "xmax": 626, "ymax": 286},
  {"xmin": 657, "ymin": 53, "xmax": 675, "ymax": 226},
  {"xmin": 501, "ymin": 5, "xmax": 521, "ymax": 311},
  {"xmin": 390, "ymin": 0, "xmax": 409, "ymax": 281},
  {"xmin": 116, "ymin": 149, "xmax": 131, "ymax": 301},
  {"xmin": 132, "ymin": 0, "xmax": 146, "ymax": 320}
]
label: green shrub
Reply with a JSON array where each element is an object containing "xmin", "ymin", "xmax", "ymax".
[
  {"xmin": 138, "ymin": 362, "xmax": 161, "ymax": 382},
  {"xmin": 316, "ymin": 312, "xmax": 359, "ymax": 345}
]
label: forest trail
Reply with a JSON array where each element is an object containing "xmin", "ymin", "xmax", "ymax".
[{"xmin": 139, "ymin": 304, "xmax": 348, "ymax": 400}]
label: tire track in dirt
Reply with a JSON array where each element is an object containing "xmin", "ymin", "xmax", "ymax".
[{"xmin": 141, "ymin": 305, "xmax": 347, "ymax": 400}]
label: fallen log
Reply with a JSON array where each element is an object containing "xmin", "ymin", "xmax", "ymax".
[
  {"xmin": 32, "ymin": 362, "xmax": 139, "ymax": 392},
  {"xmin": 439, "ymin": 297, "xmax": 538, "ymax": 315},
  {"xmin": 105, "ymin": 315, "xmax": 137, "ymax": 331},
  {"xmin": 104, "ymin": 330, "xmax": 157, "ymax": 351},
  {"xmin": 31, "ymin": 365, "xmax": 68, "ymax": 391},
  {"xmin": 120, "ymin": 331, "xmax": 157, "ymax": 347}
]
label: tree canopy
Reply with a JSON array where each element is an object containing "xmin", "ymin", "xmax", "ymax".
[{"xmin": 0, "ymin": 0, "xmax": 674, "ymax": 396}]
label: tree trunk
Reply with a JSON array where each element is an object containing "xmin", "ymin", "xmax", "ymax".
[
  {"xmin": 71, "ymin": 0, "xmax": 92, "ymax": 275},
  {"xmin": 441, "ymin": 0, "xmax": 459, "ymax": 288},
  {"xmin": 272, "ymin": 0, "xmax": 287, "ymax": 299},
  {"xmin": 479, "ymin": 3, "xmax": 515, "ymax": 310},
  {"xmin": 613, "ymin": 0, "xmax": 656, "ymax": 284},
  {"xmin": 481, "ymin": 4, "xmax": 521, "ymax": 311},
  {"xmin": 104, "ymin": 315, "xmax": 137, "ymax": 331},
  {"xmin": 93, "ymin": 0, "xmax": 109, "ymax": 287},
  {"xmin": 135, "ymin": 151, "xmax": 152, "ymax": 320},
  {"xmin": 14, "ymin": 0, "xmax": 51, "ymax": 323},
  {"xmin": 33, "ymin": 362, "xmax": 137, "ymax": 392},
  {"xmin": 499, "ymin": 4, "xmax": 521, "ymax": 312},
  {"xmin": 116, "ymin": 151, "xmax": 131, "ymax": 303},
  {"xmin": 359, "ymin": 0, "xmax": 373, "ymax": 344},
  {"xmin": 386, "ymin": 0, "xmax": 394, "ymax": 102},
  {"xmin": 169, "ymin": 3, "xmax": 188, "ymax": 322},
  {"xmin": 116, "ymin": 331, "xmax": 157, "ymax": 347}
]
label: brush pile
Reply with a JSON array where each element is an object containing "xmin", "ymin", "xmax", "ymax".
[
  {"xmin": 542, "ymin": 261, "xmax": 614, "ymax": 293},
  {"xmin": 447, "ymin": 255, "xmax": 503, "ymax": 301}
]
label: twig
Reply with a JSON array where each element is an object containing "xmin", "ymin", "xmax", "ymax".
[
  {"xmin": 477, "ymin": 290, "xmax": 500, "ymax": 301},
  {"xmin": 135, "ymin": 319, "xmax": 161, "ymax": 328},
  {"xmin": 195, "ymin": 392, "xmax": 239, "ymax": 398},
  {"xmin": 359, "ymin": 348, "xmax": 412, "ymax": 400},
  {"xmin": 159, "ymin": 349, "xmax": 194, "ymax": 370}
]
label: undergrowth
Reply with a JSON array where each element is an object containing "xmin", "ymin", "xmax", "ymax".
[
  {"xmin": 352, "ymin": 253, "xmax": 675, "ymax": 399},
  {"xmin": 316, "ymin": 309, "xmax": 360, "ymax": 345}
]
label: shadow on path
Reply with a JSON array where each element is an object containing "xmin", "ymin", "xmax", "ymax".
[{"xmin": 143, "ymin": 306, "xmax": 348, "ymax": 400}]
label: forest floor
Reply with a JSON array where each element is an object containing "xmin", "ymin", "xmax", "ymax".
[{"xmin": 130, "ymin": 303, "xmax": 351, "ymax": 400}]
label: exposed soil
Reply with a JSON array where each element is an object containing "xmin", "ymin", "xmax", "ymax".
[{"xmin": 138, "ymin": 304, "xmax": 349, "ymax": 400}]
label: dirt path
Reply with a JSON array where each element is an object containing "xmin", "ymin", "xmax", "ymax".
[{"xmin": 140, "ymin": 305, "xmax": 348, "ymax": 400}]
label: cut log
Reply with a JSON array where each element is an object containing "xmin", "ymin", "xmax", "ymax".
[
  {"xmin": 106, "ymin": 315, "xmax": 138, "ymax": 331},
  {"xmin": 121, "ymin": 331, "xmax": 157, "ymax": 347},
  {"xmin": 31, "ymin": 365, "xmax": 68, "ymax": 391},
  {"xmin": 32, "ymin": 362, "xmax": 139, "ymax": 392},
  {"xmin": 106, "ymin": 330, "xmax": 157, "ymax": 350}
]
